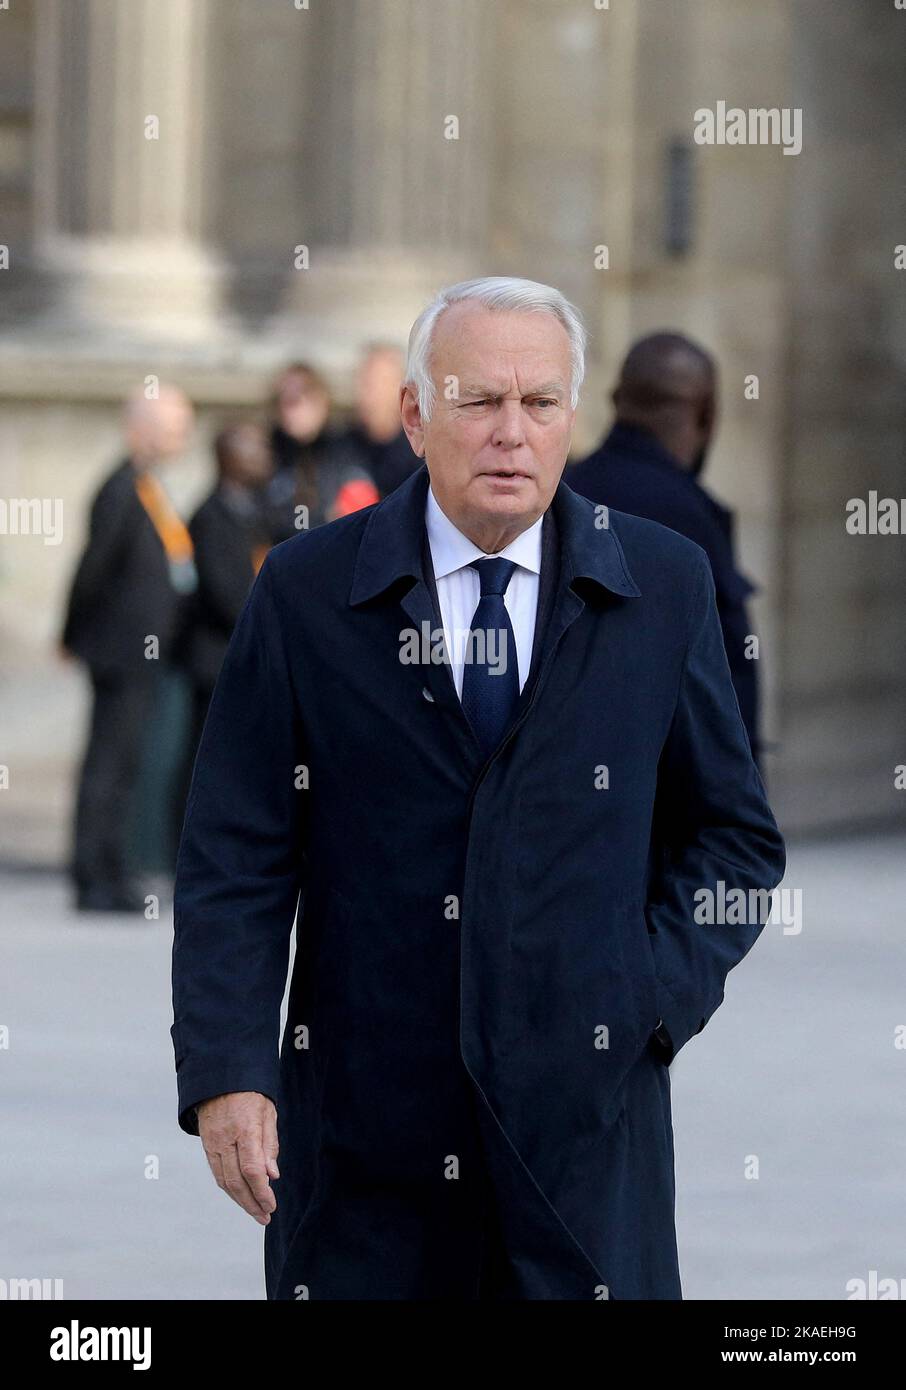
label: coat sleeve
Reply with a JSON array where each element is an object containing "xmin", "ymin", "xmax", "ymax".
[
  {"xmin": 645, "ymin": 548, "xmax": 785, "ymax": 1063},
  {"xmin": 170, "ymin": 554, "xmax": 306, "ymax": 1134}
]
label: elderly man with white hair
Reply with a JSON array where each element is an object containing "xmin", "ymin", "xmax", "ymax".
[{"xmin": 171, "ymin": 277, "xmax": 784, "ymax": 1300}]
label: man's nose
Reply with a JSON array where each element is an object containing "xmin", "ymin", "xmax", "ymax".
[{"xmin": 491, "ymin": 399, "xmax": 527, "ymax": 449}]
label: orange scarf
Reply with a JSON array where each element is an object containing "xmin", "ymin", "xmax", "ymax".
[{"xmin": 134, "ymin": 471, "xmax": 194, "ymax": 565}]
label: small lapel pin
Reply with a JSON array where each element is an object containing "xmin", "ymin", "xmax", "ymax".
[{"xmin": 421, "ymin": 686, "xmax": 435, "ymax": 703}]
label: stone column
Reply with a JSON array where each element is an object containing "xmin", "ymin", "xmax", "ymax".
[
  {"xmin": 31, "ymin": 0, "xmax": 229, "ymax": 344},
  {"xmin": 491, "ymin": 0, "xmax": 634, "ymax": 455},
  {"xmin": 274, "ymin": 0, "xmax": 493, "ymax": 368}
]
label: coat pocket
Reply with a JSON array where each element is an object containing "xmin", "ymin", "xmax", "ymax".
[{"xmin": 617, "ymin": 904, "xmax": 660, "ymax": 1046}]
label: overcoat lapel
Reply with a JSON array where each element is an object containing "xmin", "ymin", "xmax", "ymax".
[
  {"xmin": 349, "ymin": 464, "xmax": 642, "ymax": 769},
  {"xmin": 399, "ymin": 563, "xmax": 480, "ymax": 762}
]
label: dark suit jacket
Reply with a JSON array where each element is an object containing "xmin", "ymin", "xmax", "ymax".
[
  {"xmin": 62, "ymin": 459, "xmax": 181, "ymax": 678},
  {"xmin": 569, "ymin": 423, "xmax": 760, "ymax": 758},
  {"xmin": 171, "ymin": 463, "xmax": 785, "ymax": 1301},
  {"xmin": 177, "ymin": 487, "xmax": 270, "ymax": 690}
]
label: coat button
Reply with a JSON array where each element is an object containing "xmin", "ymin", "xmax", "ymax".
[{"xmin": 421, "ymin": 686, "xmax": 435, "ymax": 703}]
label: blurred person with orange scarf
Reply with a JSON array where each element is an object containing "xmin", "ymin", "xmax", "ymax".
[{"xmin": 61, "ymin": 384, "xmax": 196, "ymax": 912}]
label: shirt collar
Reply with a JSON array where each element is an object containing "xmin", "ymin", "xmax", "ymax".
[
  {"xmin": 425, "ymin": 483, "xmax": 543, "ymax": 581},
  {"xmin": 349, "ymin": 463, "xmax": 641, "ymax": 607}
]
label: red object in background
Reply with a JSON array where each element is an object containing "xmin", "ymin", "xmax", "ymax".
[{"xmin": 333, "ymin": 478, "xmax": 381, "ymax": 517}]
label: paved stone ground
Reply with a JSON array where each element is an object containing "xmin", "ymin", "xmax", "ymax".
[{"xmin": 1, "ymin": 835, "xmax": 903, "ymax": 1301}]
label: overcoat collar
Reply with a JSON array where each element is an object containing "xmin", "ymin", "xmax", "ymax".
[{"xmin": 349, "ymin": 463, "xmax": 640, "ymax": 606}]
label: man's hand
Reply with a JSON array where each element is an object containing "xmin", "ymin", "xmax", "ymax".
[{"xmin": 197, "ymin": 1091, "xmax": 280, "ymax": 1225}]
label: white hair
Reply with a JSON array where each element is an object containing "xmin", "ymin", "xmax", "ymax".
[{"xmin": 404, "ymin": 275, "xmax": 588, "ymax": 421}]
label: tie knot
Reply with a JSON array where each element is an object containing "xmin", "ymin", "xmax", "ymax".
[{"xmin": 472, "ymin": 556, "xmax": 517, "ymax": 597}]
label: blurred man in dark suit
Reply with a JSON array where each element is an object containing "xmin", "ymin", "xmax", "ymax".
[
  {"xmin": 569, "ymin": 334, "xmax": 760, "ymax": 761},
  {"xmin": 179, "ymin": 421, "xmax": 273, "ymax": 759},
  {"xmin": 339, "ymin": 344, "xmax": 419, "ymax": 497},
  {"xmin": 61, "ymin": 384, "xmax": 195, "ymax": 912}
]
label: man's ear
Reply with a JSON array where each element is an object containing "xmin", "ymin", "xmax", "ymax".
[{"xmin": 400, "ymin": 384, "xmax": 426, "ymax": 458}]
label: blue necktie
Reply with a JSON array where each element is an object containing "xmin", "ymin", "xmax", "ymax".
[{"xmin": 461, "ymin": 557, "xmax": 520, "ymax": 757}]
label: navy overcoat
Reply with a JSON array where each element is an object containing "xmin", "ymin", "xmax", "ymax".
[{"xmin": 171, "ymin": 463, "xmax": 785, "ymax": 1300}]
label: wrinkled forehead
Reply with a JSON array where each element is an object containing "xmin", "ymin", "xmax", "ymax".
[{"xmin": 430, "ymin": 302, "xmax": 572, "ymax": 381}]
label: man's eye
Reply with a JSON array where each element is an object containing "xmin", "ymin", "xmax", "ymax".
[{"xmin": 459, "ymin": 397, "xmax": 557, "ymax": 409}]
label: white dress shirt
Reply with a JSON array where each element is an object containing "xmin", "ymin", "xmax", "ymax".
[{"xmin": 425, "ymin": 484, "xmax": 542, "ymax": 698}]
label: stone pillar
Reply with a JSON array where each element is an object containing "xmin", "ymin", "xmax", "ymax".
[
  {"xmin": 274, "ymin": 0, "xmax": 493, "ymax": 368},
  {"xmin": 30, "ymin": 0, "xmax": 229, "ymax": 343},
  {"xmin": 772, "ymin": 0, "xmax": 906, "ymax": 832},
  {"xmin": 491, "ymin": 0, "xmax": 639, "ymax": 455},
  {"xmin": 583, "ymin": 0, "xmax": 793, "ymax": 786}
]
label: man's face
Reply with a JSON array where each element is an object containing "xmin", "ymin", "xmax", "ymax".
[
  {"xmin": 401, "ymin": 303, "xmax": 576, "ymax": 549},
  {"xmin": 226, "ymin": 424, "xmax": 273, "ymax": 488},
  {"xmin": 154, "ymin": 395, "xmax": 194, "ymax": 460},
  {"xmin": 357, "ymin": 350, "xmax": 404, "ymax": 435},
  {"xmin": 127, "ymin": 390, "xmax": 194, "ymax": 466}
]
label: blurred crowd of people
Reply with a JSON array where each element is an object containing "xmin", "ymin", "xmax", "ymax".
[
  {"xmin": 60, "ymin": 346, "xmax": 419, "ymax": 912},
  {"xmin": 60, "ymin": 332, "xmax": 759, "ymax": 914}
]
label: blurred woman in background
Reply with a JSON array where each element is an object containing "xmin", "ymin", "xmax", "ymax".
[{"xmin": 264, "ymin": 362, "xmax": 379, "ymax": 541}]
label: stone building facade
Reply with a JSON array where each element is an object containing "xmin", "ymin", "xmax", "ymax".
[{"xmin": 0, "ymin": 0, "xmax": 903, "ymax": 859}]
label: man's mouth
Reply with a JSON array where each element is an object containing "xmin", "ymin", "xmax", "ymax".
[{"xmin": 481, "ymin": 468, "xmax": 531, "ymax": 480}]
